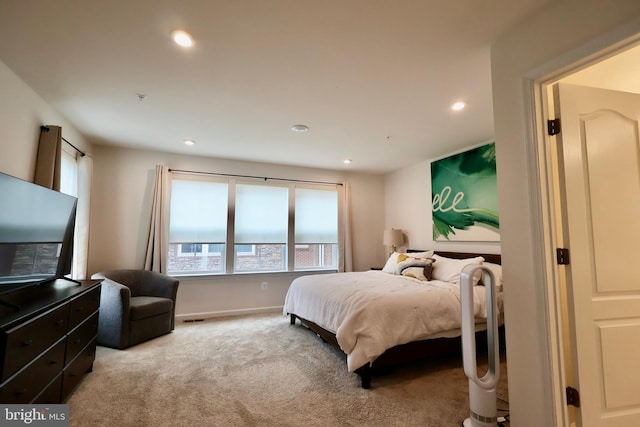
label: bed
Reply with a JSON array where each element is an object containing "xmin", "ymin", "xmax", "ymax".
[{"xmin": 283, "ymin": 250, "xmax": 503, "ymax": 388}]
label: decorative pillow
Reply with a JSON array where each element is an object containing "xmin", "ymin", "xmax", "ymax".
[
  {"xmin": 398, "ymin": 254, "xmax": 435, "ymax": 280},
  {"xmin": 399, "ymin": 257, "xmax": 436, "ymax": 281},
  {"xmin": 401, "ymin": 266, "xmax": 429, "ymax": 281},
  {"xmin": 423, "ymin": 261, "xmax": 434, "ymax": 281},
  {"xmin": 382, "ymin": 250, "xmax": 434, "ymax": 274},
  {"xmin": 431, "ymin": 254, "xmax": 484, "ymax": 284}
]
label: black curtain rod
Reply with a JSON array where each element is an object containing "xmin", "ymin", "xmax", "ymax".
[
  {"xmin": 63, "ymin": 137, "xmax": 86, "ymax": 157},
  {"xmin": 168, "ymin": 168, "xmax": 344, "ymax": 186},
  {"xmin": 40, "ymin": 125, "xmax": 86, "ymax": 157}
]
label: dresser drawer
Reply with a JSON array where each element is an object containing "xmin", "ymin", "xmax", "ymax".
[
  {"xmin": 68, "ymin": 287, "xmax": 101, "ymax": 330},
  {"xmin": 62, "ymin": 339, "xmax": 96, "ymax": 401},
  {"xmin": 65, "ymin": 311, "xmax": 98, "ymax": 364},
  {"xmin": 32, "ymin": 372, "xmax": 63, "ymax": 404},
  {"xmin": 1, "ymin": 304, "xmax": 69, "ymax": 381},
  {"xmin": 0, "ymin": 338, "xmax": 66, "ymax": 404}
]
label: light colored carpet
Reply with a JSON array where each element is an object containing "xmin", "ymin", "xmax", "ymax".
[{"xmin": 68, "ymin": 313, "xmax": 509, "ymax": 426}]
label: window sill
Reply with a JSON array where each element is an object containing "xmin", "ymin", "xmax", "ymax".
[{"xmin": 169, "ymin": 269, "xmax": 338, "ymax": 280}]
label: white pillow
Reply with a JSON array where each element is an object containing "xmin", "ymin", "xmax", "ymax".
[
  {"xmin": 480, "ymin": 262, "xmax": 503, "ymax": 288},
  {"xmin": 382, "ymin": 251, "xmax": 434, "ymax": 274},
  {"xmin": 382, "ymin": 252, "xmax": 401, "ymax": 274},
  {"xmin": 431, "ymin": 254, "xmax": 484, "ymax": 284},
  {"xmin": 404, "ymin": 251, "xmax": 434, "ymax": 259}
]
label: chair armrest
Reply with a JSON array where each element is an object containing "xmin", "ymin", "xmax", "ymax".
[
  {"xmin": 97, "ymin": 277, "xmax": 131, "ymax": 316},
  {"xmin": 90, "ymin": 275, "xmax": 132, "ymax": 349}
]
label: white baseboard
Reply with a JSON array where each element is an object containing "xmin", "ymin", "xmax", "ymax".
[{"xmin": 176, "ymin": 306, "xmax": 283, "ymax": 322}]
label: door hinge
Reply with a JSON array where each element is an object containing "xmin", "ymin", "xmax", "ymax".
[
  {"xmin": 566, "ymin": 386, "xmax": 580, "ymax": 407},
  {"xmin": 557, "ymin": 248, "xmax": 570, "ymax": 265},
  {"xmin": 548, "ymin": 118, "xmax": 561, "ymax": 135}
]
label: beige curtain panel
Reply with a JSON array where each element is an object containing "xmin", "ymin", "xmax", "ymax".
[
  {"xmin": 338, "ymin": 181, "xmax": 353, "ymax": 272},
  {"xmin": 144, "ymin": 164, "xmax": 170, "ymax": 273},
  {"xmin": 34, "ymin": 125, "xmax": 62, "ymax": 190}
]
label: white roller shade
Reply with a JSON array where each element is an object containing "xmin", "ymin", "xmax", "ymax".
[
  {"xmin": 235, "ymin": 184, "xmax": 288, "ymax": 243},
  {"xmin": 295, "ymin": 187, "xmax": 338, "ymax": 244},
  {"xmin": 169, "ymin": 180, "xmax": 228, "ymax": 242},
  {"xmin": 60, "ymin": 150, "xmax": 78, "ymax": 197}
]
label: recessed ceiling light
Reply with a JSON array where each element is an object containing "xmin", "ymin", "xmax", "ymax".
[
  {"xmin": 343, "ymin": 159, "xmax": 352, "ymax": 165},
  {"xmin": 291, "ymin": 124, "xmax": 309, "ymax": 132},
  {"xmin": 451, "ymin": 101, "xmax": 466, "ymax": 111},
  {"xmin": 183, "ymin": 139, "xmax": 196, "ymax": 146},
  {"xmin": 172, "ymin": 30, "xmax": 194, "ymax": 48}
]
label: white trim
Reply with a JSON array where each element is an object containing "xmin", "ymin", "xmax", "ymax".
[
  {"xmin": 525, "ymin": 17, "xmax": 640, "ymax": 83},
  {"xmin": 529, "ymin": 78, "xmax": 571, "ymax": 427},
  {"xmin": 528, "ymin": 28, "xmax": 640, "ymax": 427},
  {"xmin": 522, "ymin": 76, "xmax": 567, "ymax": 427}
]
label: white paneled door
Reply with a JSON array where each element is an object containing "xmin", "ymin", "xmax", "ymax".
[{"xmin": 554, "ymin": 83, "xmax": 640, "ymax": 426}]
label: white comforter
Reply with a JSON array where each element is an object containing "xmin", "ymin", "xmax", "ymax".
[{"xmin": 283, "ymin": 270, "xmax": 499, "ymax": 372}]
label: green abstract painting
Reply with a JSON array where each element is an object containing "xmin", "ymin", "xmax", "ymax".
[{"xmin": 431, "ymin": 142, "xmax": 500, "ymax": 241}]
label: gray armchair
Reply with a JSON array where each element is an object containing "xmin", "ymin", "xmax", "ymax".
[{"xmin": 90, "ymin": 270, "xmax": 179, "ymax": 349}]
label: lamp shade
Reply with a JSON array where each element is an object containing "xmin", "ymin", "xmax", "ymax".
[{"xmin": 383, "ymin": 229, "xmax": 404, "ymax": 247}]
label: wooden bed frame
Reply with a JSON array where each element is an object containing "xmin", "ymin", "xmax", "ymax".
[{"xmin": 288, "ymin": 250, "xmax": 502, "ymax": 389}]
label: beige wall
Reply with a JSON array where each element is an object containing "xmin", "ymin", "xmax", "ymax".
[
  {"xmin": 0, "ymin": 60, "xmax": 92, "ymax": 180},
  {"xmin": 491, "ymin": 1, "xmax": 640, "ymax": 426},
  {"xmin": 89, "ymin": 144, "xmax": 385, "ymax": 319}
]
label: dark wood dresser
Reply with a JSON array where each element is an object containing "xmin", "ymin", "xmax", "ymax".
[{"xmin": 0, "ymin": 279, "xmax": 101, "ymax": 403}]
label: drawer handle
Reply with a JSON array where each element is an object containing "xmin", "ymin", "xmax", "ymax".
[
  {"xmin": 75, "ymin": 306, "xmax": 84, "ymax": 312},
  {"xmin": 49, "ymin": 360, "xmax": 59, "ymax": 365},
  {"xmin": 22, "ymin": 339, "xmax": 33, "ymax": 346},
  {"xmin": 56, "ymin": 319, "xmax": 65, "ymax": 326},
  {"xmin": 16, "ymin": 388, "xmax": 27, "ymax": 396},
  {"xmin": 74, "ymin": 339, "xmax": 82, "ymax": 345}
]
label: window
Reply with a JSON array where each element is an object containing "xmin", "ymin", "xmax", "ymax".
[
  {"xmin": 59, "ymin": 149, "xmax": 78, "ymax": 278},
  {"xmin": 168, "ymin": 179, "xmax": 228, "ymax": 274},
  {"xmin": 294, "ymin": 187, "xmax": 338, "ymax": 270},
  {"xmin": 234, "ymin": 184, "xmax": 288, "ymax": 273},
  {"xmin": 236, "ymin": 245, "xmax": 254, "ymax": 255},
  {"xmin": 167, "ymin": 175, "xmax": 340, "ymax": 275},
  {"xmin": 179, "ymin": 243, "xmax": 203, "ymax": 255},
  {"xmin": 175, "ymin": 243, "xmax": 224, "ymax": 256},
  {"xmin": 208, "ymin": 244, "xmax": 224, "ymax": 254},
  {"xmin": 60, "ymin": 150, "xmax": 78, "ymax": 197}
]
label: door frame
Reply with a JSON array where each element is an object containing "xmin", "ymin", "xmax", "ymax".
[{"xmin": 528, "ymin": 32, "xmax": 640, "ymax": 426}]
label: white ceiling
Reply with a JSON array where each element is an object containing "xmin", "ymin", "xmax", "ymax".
[{"xmin": 0, "ymin": 0, "xmax": 553, "ymax": 173}]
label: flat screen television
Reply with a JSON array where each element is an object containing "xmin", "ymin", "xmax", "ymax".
[{"xmin": 0, "ymin": 172, "xmax": 77, "ymax": 293}]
